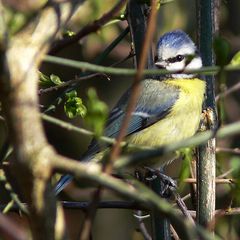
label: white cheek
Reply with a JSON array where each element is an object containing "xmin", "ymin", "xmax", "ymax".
[
  {"xmin": 186, "ymin": 57, "xmax": 202, "ymax": 70},
  {"xmin": 166, "ymin": 62, "xmax": 185, "ymax": 71}
]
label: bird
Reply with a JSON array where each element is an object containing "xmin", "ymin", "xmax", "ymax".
[{"xmin": 55, "ymin": 29, "xmax": 206, "ymax": 195}]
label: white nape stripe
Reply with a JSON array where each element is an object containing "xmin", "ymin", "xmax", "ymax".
[
  {"xmin": 132, "ymin": 111, "xmax": 151, "ymax": 118},
  {"xmin": 185, "ymin": 56, "xmax": 202, "ymax": 70}
]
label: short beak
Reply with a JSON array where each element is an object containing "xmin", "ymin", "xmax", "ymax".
[{"xmin": 155, "ymin": 61, "xmax": 166, "ymax": 69}]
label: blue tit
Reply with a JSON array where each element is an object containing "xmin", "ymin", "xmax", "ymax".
[{"xmin": 55, "ymin": 30, "xmax": 205, "ymax": 194}]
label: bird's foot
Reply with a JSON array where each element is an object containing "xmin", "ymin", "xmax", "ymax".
[{"xmin": 144, "ymin": 167, "xmax": 177, "ymax": 198}]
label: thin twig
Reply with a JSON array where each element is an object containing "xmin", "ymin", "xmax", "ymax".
[
  {"xmin": 78, "ymin": 187, "xmax": 102, "ymax": 240},
  {"xmin": 42, "ymin": 111, "xmax": 240, "ymax": 168},
  {"xmin": 135, "ymin": 210, "xmax": 152, "ymax": 240},
  {"xmin": 2, "ymin": 200, "xmax": 14, "ymax": 214},
  {"xmin": 172, "ymin": 191, "xmax": 195, "ymax": 224},
  {"xmin": 77, "ymin": 48, "xmax": 134, "ymax": 240},
  {"xmin": 170, "ymin": 225, "xmax": 180, "ymax": 240},
  {"xmin": 188, "ymin": 208, "xmax": 240, "ymax": 217},
  {"xmin": 0, "ymin": 201, "xmax": 146, "ymax": 212},
  {"xmin": 50, "ymin": 0, "xmax": 128, "ymax": 54},
  {"xmin": 114, "ymin": 119, "xmax": 240, "ymax": 169},
  {"xmin": 38, "ymin": 73, "xmax": 109, "ymax": 95},
  {"xmin": 52, "ymin": 154, "xmax": 204, "ymax": 240},
  {"xmin": 0, "ymin": 175, "xmax": 29, "ymax": 214},
  {"xmin": 216, "ymin": 147, "xmax": 240, "ymax": 155},
  {"xmin": 215, "ymin": 82, "xmax": 240, "ymax": 102},
  {"xmin": 39, "ymin": 49, "xmax": 135, "ymax": 95},
  {"xmin": 44, "ymin": 54, "xmax": 240, "ymax": 76},
  {"xmin": 217, "ymin": 169, "xmax": 233, "ymax": 179},
  {"xmin": 76, "ymin": 23, "xmax": 132, "ymax": 240},
  {"xmin": 107, "ymin": 0, "xmax": 158, "ymax": 172},
  {"xmin": 184, "ymin": 178, "xmax": 235, "ymax": 184},
  {"xmin": 73, "ymin": 3, "xmax": 155, "ymax": 234},
  {"xmin": 2, "ymin": 200, "xmax": 240, "ymax": 217}
]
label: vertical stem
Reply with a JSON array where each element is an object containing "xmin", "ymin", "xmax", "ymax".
[
  {"xmin": 196, "ymin": 0, "xmax": 219, "ymax": 229},
  {"xmin": 127, "ymin": 1, "xmax": 170, "ymax": 239},
  {"xmin": 151, "ymin": 177, "xmax": 171, "ymax": 240},
  {"xmin": 109, "ymin": 0, "xmax": 157, "ymax": 166},
  {"xmin": 127, "ymin": 0, "xmax": 154, "ymax": 68}
]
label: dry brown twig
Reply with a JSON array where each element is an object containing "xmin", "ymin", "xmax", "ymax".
[
  {"xmin": 215, "ymin": 82, "xmax": 240, "ymax": 102},
  {"xmin": 49, "ymin": 0, "xmax": 128, "ymax": 54},
  {"xmin": 38, "ymin": 73, "xmax": 109, "ymax": 95},
  {"xmin": 78, "ymin": 1, "xmax": 158, "ymax": 238},
  {"xmin": 184, "ymin": 178, "xmax": 235, "ymax": 184},
  {"xmin": 107, "ymin": 0, "xmax": 158, "ymax": 171}
]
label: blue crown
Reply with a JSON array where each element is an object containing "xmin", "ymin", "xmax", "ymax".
[{"xmin": 157, "ymin": 30, "xmax": 195, "ymax": 50}]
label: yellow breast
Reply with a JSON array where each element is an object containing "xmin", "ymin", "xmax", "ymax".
[{"xmin": 128, "ymin": 78, "xmax": 206, "ymax": 147}]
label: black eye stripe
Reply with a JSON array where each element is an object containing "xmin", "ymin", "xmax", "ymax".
[{"xmin": 167, "ymin": 55, "xmax": 185, "ymax": 63}]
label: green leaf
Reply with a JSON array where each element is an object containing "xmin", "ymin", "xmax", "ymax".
[
  {"xmin": 65, "ymin": 90, "xmax": 77, "ymax": 98},
  {"xmin": 39, "ymin": 72, "xmax": 63, "ymax": 87},
  {"xmin": 213, "ymin": 36, "xmax": 230, "ymax": 67},
  {"xmin": 50, "ymin": 74, "xmax": 63, "ymax": 85},
  {"xmin": 178, "ymin": 148, "xmax": 193, "ymax": 191},
  {"xmin": 39, "ymin": 72, "xmax": 51, "ymax": 87},
  {"xmin": 85, "ymin": 88, "xmax": 108, "ymax": 137},
  {"xmin": 64, "ymin": 91, "xmax": 87, "ymax": 119},
  {"xmin": 230, "ymin": 51, "xmax": 240, "ymax": 66}
]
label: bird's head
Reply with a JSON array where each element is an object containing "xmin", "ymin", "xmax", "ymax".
[{"xmin": 155, "ymin": 30, "xmax": 202, "ymax": 78}]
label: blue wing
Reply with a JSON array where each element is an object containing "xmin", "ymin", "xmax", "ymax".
[
  {"xmin": 82, "ymin": 79, "xmax": 179, "ymax": 160},
  {"xmin": 55, "ymin": 79, "xmax": 179, "ymax": 194}
]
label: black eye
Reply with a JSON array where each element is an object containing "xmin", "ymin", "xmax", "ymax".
[
  {"xmin": 154, "ymin": 55, "xmax": 158, "ymax": 62},
  {"xmin": 176, "ymin": 55, "xmax": 184, "ymax": 61}
]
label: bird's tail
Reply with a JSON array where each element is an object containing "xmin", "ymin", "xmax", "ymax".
[
  {"xmin": 55, "ymin": 140, "xmax": 98, "ymax": 195},
  {"xmin": 55, "ymin": 174, "xmax": 73, "ymax": 195}
]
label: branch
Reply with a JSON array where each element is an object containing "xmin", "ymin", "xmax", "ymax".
[
  {"xmin": 184, "ymin": 178, "xmax": 235, "ymax": 184},
  {"xmin": 114, "ymin": 120, "xmax": 240, "ymax": 169},
  {"xmin": 50, "ymin": 153, "xmax": 212, "ymax": 240},
  {"xmin": 38, "ymin": 73, "xmax": 108, "ymax": 95},
  {"xmin": 42, "ymin": 111, "xmax": 240, "ymax": 169},
  {"xmin": 216, "ymin": 147, "xmax": 240, "ymax": 155},
  {"xmin": 3, "ymin": 201, "xmax": 240, "ymax": 217},
  {"xmin": 135, "ymin": 210, "xmax": 152, "ymax": 240},
  {"xmin": 114, "ymin": 121, "xmax": 240, "ymax": 170},
  {"xmin": 108, "ymin": 0, "xmax": 158, "ymax": 170},
  {"xmin": 44, "ymin": 54, "xmax": 240, "ymax": 76},
  {"xmin": 215, "ymin": 81, "xmax": 240, "ymax": 102},
  {"xmin": 0, "ymin": 1, "xmax": 84, "ymax": 239},
  {"xmin": 49, "ymin": 0, "xmax": 128, "ymax": 54},
  {"xmin": 196, "ymin": 0, "xmax": 219, "ymax": 228},
  {"xmin": 0, "ymin": 175, "xmax": 29, "ymax": 214}
]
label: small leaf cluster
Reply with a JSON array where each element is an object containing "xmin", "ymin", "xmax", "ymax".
[
  {"xmin": 64, "ymin": 91, "xmax": 87, "ymax": 119},
  {"xmin": 39, "ymin": 72, "xmax": 63, "ymax": 87}
]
